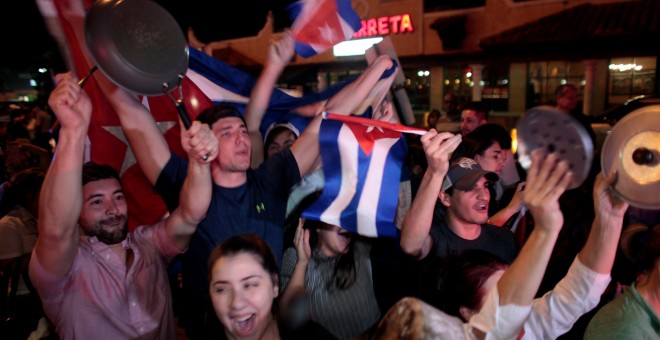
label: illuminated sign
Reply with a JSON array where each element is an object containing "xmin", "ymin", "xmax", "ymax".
[
  {"xmin": 353, "ymin": 14, "xmax": 414, "ymax": 39},
  {"xmin": 333, "ymin": 37, "xmax": 384, "ymax": 57}
]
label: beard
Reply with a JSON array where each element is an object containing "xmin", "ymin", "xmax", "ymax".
[{"xmin": 82, "ymin": 215, "xmax": 128, "ymax": 245}]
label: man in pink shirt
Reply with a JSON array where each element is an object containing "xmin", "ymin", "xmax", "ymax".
[{"xmin": 28, "ymin": 72, "xmax": 216, "ymax": 339}]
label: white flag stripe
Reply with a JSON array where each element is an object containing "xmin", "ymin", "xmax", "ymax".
[
  {"xmin": 356, "ymin": 136, "xmax": 400, "ymax": 237},
  {"xmin": 186, "ymin": 69, "xmax": 250, "ymax": 104},
  {"xmin": 290, "ymin": 0, "xmax": 320, "ymax": 32},
  {"xmin": 338, "ymin": 12, "xmax": 356, "ymax": 39},
  {"xmin": 320, "ymin": 125, "xmax": 359, "ymax": 226}
]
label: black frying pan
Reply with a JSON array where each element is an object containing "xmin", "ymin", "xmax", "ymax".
[{"xmin": 84, "ymin": 0, "xmax": 192, "ymax": 128}]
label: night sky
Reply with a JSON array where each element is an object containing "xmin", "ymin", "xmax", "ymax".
[{"xmin": 1, "ymin": 0, "xmax": 296, "ymax": 71}]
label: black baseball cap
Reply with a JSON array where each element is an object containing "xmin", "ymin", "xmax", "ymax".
[{"xmin": 441, "ymin": 157, "xmax": 499, "ymax": 191}]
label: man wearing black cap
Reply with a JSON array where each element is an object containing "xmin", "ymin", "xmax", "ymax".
[{"xmin": 400, "ymin": 129, "xmax": 519, "ymax": 263}]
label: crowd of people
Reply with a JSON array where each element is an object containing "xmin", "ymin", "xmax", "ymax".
[{"xmin": 1, "ymin": 5, "xmax": 659, "ymax": 340}]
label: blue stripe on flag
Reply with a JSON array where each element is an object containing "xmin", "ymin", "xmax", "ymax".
[
  {"xmin": 188, "ymin": 48, "xmax": 356, "ymax": 137},
  {"xmin": 302, "ymin": 118, "xmax": 406, "ymax": 237},
  {"xmin": 337, "ymin": 0, "xmax": 362, "ymax": 31}
]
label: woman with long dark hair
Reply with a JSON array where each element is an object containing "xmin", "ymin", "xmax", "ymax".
[{"xmin": 279, "ymin": 218, "xmax": 380, "ymax": 339}]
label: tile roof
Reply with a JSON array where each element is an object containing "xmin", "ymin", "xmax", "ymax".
[{"xmin": 480, "ymin": 0, "xmax": 660, "ymax": 54}]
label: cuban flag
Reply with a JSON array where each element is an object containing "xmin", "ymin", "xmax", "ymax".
[
  {"xmin": 172, "ymin": 48, "xmax": 355, "ymax": 137},
  {"xmin": 302, "ymin": 114, "xmax": 425, "ymax": 238},
  {"xmin": 288, "ymin": 0, "xmax": 362, "ymax": 58}
]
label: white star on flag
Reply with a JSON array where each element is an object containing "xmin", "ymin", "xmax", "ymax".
[
  {"xmin": 319, "ymin": 22, "xmax": 337, "ymax": 43},
  {"xmin": 366, "ymin": 125, "xmax": 384, "ymax": 134},
  {"xmin": 101, "ymin": 121, "xmax": 177, "ymax": 175}
]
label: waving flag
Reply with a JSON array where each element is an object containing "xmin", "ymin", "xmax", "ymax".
[
  {"xmin": 184, "ymin": 48, "xmax": 353, "ymax": 136},
  {"xmin": 302, "ymin": 114, "xmax": 424, "ymax": 237},
  {"xmin": 42, "ymin": 0, "xmax": 353, "ymax": 230},
  {"xmin": 288, "ymin": 0, "xmax": 362, "ymax": 58}
]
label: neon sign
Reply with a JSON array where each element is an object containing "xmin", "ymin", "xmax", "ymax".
[{"xmin": 352, "ymin": 14, "xmax": 414, "ymax": 39}]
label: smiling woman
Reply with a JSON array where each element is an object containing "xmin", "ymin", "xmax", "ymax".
[{"xmin": 208, "ymin": 233, "xmax": 282, "ymax": 340}]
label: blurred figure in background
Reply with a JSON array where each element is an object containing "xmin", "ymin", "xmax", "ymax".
[
  {"xmin": 442, "ymin": 93, "xmax": 460, "ymax": 122},
  {"xmin": 459, "ymin": 101, "xmax": 488, "ymax": 136},
  {"xmin": 554, "ymin": 84, "xmax": 597, "ymax": 149},
  {"xmin": 426, "ymin": 109, "xmax": 440, "ymax": 130},
  {"xmin": 0, "ymin": 168, "xmax": 45, "ymax": 323}
]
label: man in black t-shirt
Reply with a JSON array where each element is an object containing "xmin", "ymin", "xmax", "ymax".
[{"xmin": 401, "ymin": 151, "xmax": 519, "ymax": 263}]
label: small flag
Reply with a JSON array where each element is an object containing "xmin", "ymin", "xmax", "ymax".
[
  {"xmin": 288, "ymin": 0, "xmax": 362, "ymax": 58},
  {"xmin": 302, "ymin": 113, "xmax": 417, "ymax": 237}
]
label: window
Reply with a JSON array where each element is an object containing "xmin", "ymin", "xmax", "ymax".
[
  {"xmin": 443, "ymin": 66, "xmax": 472, "ymax": 107},
  {"xmin": 527, "ymin": 61, "xmax": 585, "ymax": 109},
  {"xmin": 481, "ymin": 64, "xmax": 509, "ymax": 112},
  {"xmin": 608, "ymin": 57, "xmax": 656, "ymax": 105},
  {"xmin": 403, "ymin": 69, "xmax": 431, "ymax": 112}
]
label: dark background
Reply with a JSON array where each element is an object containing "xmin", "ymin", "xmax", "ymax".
[{"xmin": 0, "ymin": 0, "xmax": 297, "ymax": 71}]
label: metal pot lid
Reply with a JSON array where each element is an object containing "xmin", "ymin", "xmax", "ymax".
[
  {"xmin": 516, "ymin": 106, "xmax": 594, "ymax": 190},
  {"xmin": 85, "ymin": 0, "xmax": 189, "ymax": 96},
  {"xmin": 601, "ymin": 105, "xmax": 660, "ymax": 209}
]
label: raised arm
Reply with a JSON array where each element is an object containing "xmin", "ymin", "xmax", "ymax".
[
  {"xmin": 468, "ymin": 151, "xmax": 572, "ymax": 338},
  {"xmin": 32, "ymin": 72, "xmax": 91, "ymax": 277},
  {"xmin": 162, "ymin": 121, "xmax": 216, "ymax": 249},
  {"xmin": 519, "ymin": 172, "xmax": 629, "ymax": 340},
  {"xmin": 62, "ymin": 2, "xmax": 170, "ymax": 184},
  {"xmin": 400, "ymin": 130, "xmax": 461, "ymax": 259},
  {"xmin": 496, "ymin": 151, "xmax": 572, "ymax": 306},
  {"xmin": 244, "ymin": 33, "xmax": 295, "ymax": 168},
  {"xmin": 488, "ymin": 181, "xmax": 525, "ymax": 227},
  {"xmin": 578, "ymin": 172, "xmax": 629, "ymax": 273},
  {"xmin": 279, "ymin": 219, "xmax": 311, "ymax": 316},
  {"xmin": 290, "ymin": 55, "xmax": 395, "ymax": 177},
  {"xmin": 323, "ymin": 55, "xmax": 393, "ymax": 115}
]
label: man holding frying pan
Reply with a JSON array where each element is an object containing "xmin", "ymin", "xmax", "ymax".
[{"xmin": 28, "ymin": 72, "xmax": 214, "ymax": 339}]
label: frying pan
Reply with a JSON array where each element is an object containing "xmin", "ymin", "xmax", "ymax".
[{"xmin": 84, "ymin": 0, "xmax": 192, "ymax": 128}]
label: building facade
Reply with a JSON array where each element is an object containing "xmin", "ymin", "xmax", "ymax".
[{"xmin": 193, "ymin": 0, "xmax": 659, "ymax": 128}]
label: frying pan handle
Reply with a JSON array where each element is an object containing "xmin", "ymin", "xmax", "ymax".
[
  {"xmin": 165, "ymin": 75, "xmax": 192, "ymax": 129},
  {"xmin": 78, "ymin": 66, "xmax": 98, "ymax": 88},
  {"xmin": 176, "ymin": 101, "xmax": 192, "ymax": 129}
]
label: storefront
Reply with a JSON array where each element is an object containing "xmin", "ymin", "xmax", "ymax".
[{"xmin": 201, "ymin": 0, "xmax": 659, "ymax": 127}]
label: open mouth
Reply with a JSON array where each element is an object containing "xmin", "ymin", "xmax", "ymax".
[
  {"xmin": 474, "ymin": 202, "xmax": 488, "ymax": 212},
  {"xmin": 233, "ymin": 313, "xmax": 256, "ymax": 336}
]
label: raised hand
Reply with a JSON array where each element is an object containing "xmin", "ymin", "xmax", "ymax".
[
  {"xmin": 181, "ymin": 120, "xmax": 218, "ymax": 163},
  {"xmin": 523, "ymin": 150, "xmax": 573, "ymax": 234},
  {"xmin": 420, "ymin": 130, "xmax": 462, "ymax": 177},
  {"xmin": 268, "ymin": 31, "xmax": 296, "ymax": 70},
  {"xmin": 508, "ymin": 181, "xmax": 527, "ymax": 212},
  {"xmin": 49, "ymin": 72, "xmax": 92, "ymax": 131},
  {"xmin": 593, "ymin": 172, "xmax": 629, "ymax": 221},
  {"xmin": 294, "ymin": 218, "xmax": 311, "ymax": 265},
  {"xmin": 372, "ymin": 98, "xmax": 395, "ymax": 123}
]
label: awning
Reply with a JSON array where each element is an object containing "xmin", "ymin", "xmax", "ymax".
[{"xmin": 480, "ymin": 0, "xmax": 660, "ymax": 58}]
